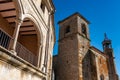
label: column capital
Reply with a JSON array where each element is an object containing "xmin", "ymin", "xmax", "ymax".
[{"xmin": 15, "ymin": 18, "xmax": 23, "ymax": 25}]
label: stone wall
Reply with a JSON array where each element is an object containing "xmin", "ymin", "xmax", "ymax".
[
  {"xmin": 0, "ymin": 47, "xmax": 46, "ymax": 80},
  {"xmin": 0, "ymin": 60, "xmax": 42, "ymax": 80},
  {"xmin": 57, "ymin": 35, "xmax": 79, "ymax": 80},
  {"xmin": 90, "ymin": 48, "xmax": 109, "ymax": 80}
]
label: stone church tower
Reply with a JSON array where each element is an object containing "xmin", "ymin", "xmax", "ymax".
[
  {"xmin": 54, "ymin": 13, "xmax": 90, "ymax": 80},
  {"xmin": 102, "ymin": 34, "xmax": 119, "ymax": 80},
  {"xmin": 53, "ymin": 12, "xmax": 119, "ymax": 80},
  {"xmin": 58, "ymin": 13, "xmax": 90, "ymax": 80}
]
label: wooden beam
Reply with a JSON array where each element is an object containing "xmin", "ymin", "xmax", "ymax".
[
  {"xmin": 21, "ymin": 21, "xmax": 33, "ymax": 26},
  {"xmin": 0, "ymin": 0, "xmax": 12, "ymax": 4},
  {"xmin": 1, "ymin": 10, "xmax": 16, "ymax": 17},
  {"xmin": 9, "ymin": 22, "xmax": 15, "ymax": 24},
  {"xmin": 20, "ymin": 27, "xmax": 35, "ymax": 32},
  {"xmin": 23, "ymin": 20, "xmax": 30, "ymax": 22},
  {"xmin": 0, "ymin": 8, "xmax": 15, "ymax": 12},
  {"xmin": 6, "ymin": 17, "xmax": 15, "ymax": 23},
  {"xmin": 4, "ymin": 15, "xmax": 16, "ymax": 19},
  {"xmin": 20, "ymin": 31, "xmax": 37, "ymax": 35},
  {"xmin": 0, "ymin": 2, "xmax": 14, "ymax": 11},
  {"xmin": 21, "ymin": 25, "xmax": 34, "ymax": 28}
]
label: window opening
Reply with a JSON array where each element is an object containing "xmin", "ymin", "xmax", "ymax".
[{"xmin": 65, "ymin": 26, "xmax": 70, "ymax": 33}]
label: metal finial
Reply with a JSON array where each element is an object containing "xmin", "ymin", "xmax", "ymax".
[{"xmin": 104, "ymin": 33, "xmax": 108, "ymax": 40}]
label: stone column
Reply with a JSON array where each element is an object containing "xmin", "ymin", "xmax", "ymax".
[
  {"xmin": 10, "ymin": 19, "xmax": 23, "ymax": 55},
  {"xmin": 37, "ymin": 44, "xmax": 43, "ymax": 67}
]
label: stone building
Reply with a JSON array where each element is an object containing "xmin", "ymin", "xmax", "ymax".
[
  {"xmin": 53, "ymin": 13, "xmax": 119, "ymax": 80},
  {"xmin": 0, "ymin": 0, "xmax": 55, "ymax": 80}
]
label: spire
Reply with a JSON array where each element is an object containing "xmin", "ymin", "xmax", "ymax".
[
  {"xmin": 103, "ymin": 33, "xmax": 111, "ymax": 42},
  {"xmin": 102, "ymin": 33, "xmax": 112, "ymax": 51},
  {"xmin": 104, "ymin": 33, "xmax": 108, "ymax": 40}
]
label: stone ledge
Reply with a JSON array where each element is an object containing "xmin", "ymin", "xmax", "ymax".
[{"xmin": 0, "ymin": 46, "xmax": 46, "ymax": 78}]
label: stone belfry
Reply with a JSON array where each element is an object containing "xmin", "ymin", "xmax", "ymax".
[
  {"xmin": 56, "ymin": 12, "xmax": 90, "ymax": 80},
  {"xmin": 102, "ymin": 34, "xmax": 119, "ymax": 80}
]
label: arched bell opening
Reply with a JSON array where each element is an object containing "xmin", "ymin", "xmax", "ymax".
[
  {"xmin": 16, "ymin": 18, "xmax": 40, "ymax": 66},
  {"xmin": 81, "ymin": 23, "xmax": 87, "ymax": 37}
]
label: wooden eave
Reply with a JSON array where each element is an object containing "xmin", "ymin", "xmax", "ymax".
[{"xmin": 0, "ymin": 1, "xmax": 37, "ymax": 36}]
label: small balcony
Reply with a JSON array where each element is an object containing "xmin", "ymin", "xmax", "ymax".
[
  {"xmin": 0, "ymin": 29, "xmax": 37, "ymax": 66},
  {"xmin": 0, "ymin": 0, "xmax": 42, "ymax": 67}
]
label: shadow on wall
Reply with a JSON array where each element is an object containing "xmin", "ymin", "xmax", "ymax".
[{"xmin": 82, "ymin": 50, "xmax": 98, "ymax": 80}]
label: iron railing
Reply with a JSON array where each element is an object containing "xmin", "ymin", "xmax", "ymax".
[
  {"xmin": 0, "ymin": 29, "xmax": 37, "ymax": 66},
  {"xmin": 0, "ymin": 29, "xmax": 11, "ymax": 49},
  {"xmin": 16, "ymin": 42, "xmax": 37, "ymax": 66}
]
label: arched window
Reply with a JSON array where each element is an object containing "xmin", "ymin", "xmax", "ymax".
[
  {"xmin": 41, "ymin": 1, "xmax": 45, "ymax": 12},
  {"xmin": 100, "ymin": 74, "xmax": 104, "ymax": 80},
  {"xmin": 65, "ymin": 26, "xmax": 70, "ymax": 33},
  {"xmin": 81, "ymin": 24, "xmax": 87, "ymax": 36}
]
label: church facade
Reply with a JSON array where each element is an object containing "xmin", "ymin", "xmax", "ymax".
[
  {"xmin": 53, "ymin": 13, "xmax": 119, "ymax": 80},
  {"xmin": 0, "ymin": 0, "xmax": 55, "ymax": 80}
]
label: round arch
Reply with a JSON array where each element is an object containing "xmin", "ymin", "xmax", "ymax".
[
  {"xmin": 81, "ymin": 24, "xmax": 87, "ymax": 35},
  {"xmin": 16, "ymin": 14, "xmax": 44, "ymax": 66},
  {"xmin": 22, "ymin": 14, "xmax": 44, "ymax": 44},
  {"xmin": 13, "ymin": 0, "xmax": 24, "ymax": 20}
]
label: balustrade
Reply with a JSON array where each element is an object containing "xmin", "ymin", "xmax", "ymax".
[{"xmin": 0, "ymin": 28, "xmax": 37, "ymax": 66}]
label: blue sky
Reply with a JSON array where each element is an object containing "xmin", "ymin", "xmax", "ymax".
[{"xmin": 53, "ymin": 0, "xmax": 120, "ymax": 77}]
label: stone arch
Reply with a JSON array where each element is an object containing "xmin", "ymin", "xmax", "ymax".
[
  {"xmin": 81, "ymin": 23, "xmax": 87, "ymax": 36},
  {"xmin": 22, "ymin": 14, "xmax": 44, "ymax": 44},
  {"xmin": 16, "ymin": 14, "xmax": 43, "ymax": 66},
  {"xmin": 13, "ymin": 0, "xmax": 24, "ymax": 20}
]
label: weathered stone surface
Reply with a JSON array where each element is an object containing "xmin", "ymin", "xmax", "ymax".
[
  {"xmin": 53, "ymin": 13, "xmax": 119, "ymax": 80},
  {"xmin": 0, "ymin": 59, "xmax": 42, "ymax": 80}
]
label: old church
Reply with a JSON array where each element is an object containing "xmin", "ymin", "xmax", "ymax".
[
  {"xmin": 53, "ymin": 13, "xmax": 119, "ymax": 80},
  {"xmin": 0, "ymin": 0, "xmax": 119, "ymax": 80}
]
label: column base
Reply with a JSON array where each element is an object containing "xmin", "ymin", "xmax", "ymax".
[{"xmin": 10, "ymin": 50, "xmax": 17, "ymax": 55}]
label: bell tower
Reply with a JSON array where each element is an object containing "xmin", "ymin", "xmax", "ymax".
[
  {"xmin": 102, "ymin": 33, "xmax": 118, "ymax": 80},
  {"xmin": 56, "ymin": 12, "xmax": 90, "ymax": 80},
  {"xmin": 102, "ymin": 33, "xmax": 112, "ymax": 52}
]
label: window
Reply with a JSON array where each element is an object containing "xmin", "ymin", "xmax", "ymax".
[
  {"xmin": 99, "ymin": 58, "xmax": 102, "ymax": 64},
  {"xmin": 41, "ymin": 1, "xmax": 45, "ymax": 12},
  {"xmin": 100, "ymin": 74, "xmax": 104, "ymax": 80},
  {"xmin": 65, "ymin": 26, "xmax": 70, "ymax": 33},
  {"xmin": 81, "ymin": 24, "xmax": 87, "ymax": 36}
]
